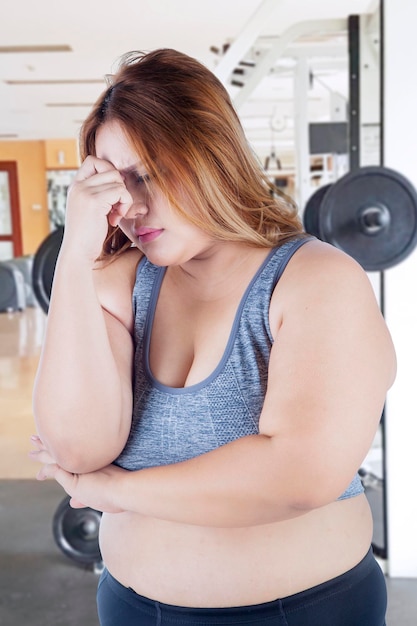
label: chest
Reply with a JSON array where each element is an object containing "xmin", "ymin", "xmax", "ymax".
[
  {"xmin": 149, "ymin": 281, "xmax": 249, "ymax": 388},
  {"xmin": 117, "ymin": 288, "xmax": 273, "ymax": 471},
  {"xmin": 115, "ymin": 252, "xmax": 280, "ymax": 471}
]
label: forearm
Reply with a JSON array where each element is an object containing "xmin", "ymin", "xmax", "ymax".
[
  {"xmin": 36, "ymin": 417, "xmax": 366, "ymax": 524},
  {"xmin": 33, "ymin": 253, "xmax": 132, "ymax": 472},
  {"xmin": 115, "ymin": 434, "xmax": 331, "ymax": 527}
]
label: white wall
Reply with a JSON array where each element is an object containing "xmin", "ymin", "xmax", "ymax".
[{"xmin": 383, "ymin": 0, "xmax": 417, "ymax": 577}]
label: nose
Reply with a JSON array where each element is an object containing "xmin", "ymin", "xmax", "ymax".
[{"xmin": 124, "ymin": 197, "xmax": 148, "ymax": 221}]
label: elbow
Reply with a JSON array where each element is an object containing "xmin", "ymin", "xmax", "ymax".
[
  {"xmin": 56, "ymin": 442, "xmax": 124, "ymax": 474},
  {"xmin": 290, "ymin": 491, "xmax": 330, "ymax": 513},
  {"xmin": 287, "ymin": 489, "xmax": 324, "ymax": 514},
  {"xmin": 34, "ymin": 411, "xmax": 125, "ymax": 474},
  {"xmin": 40, "ymin": 432, "xmax": 116, "ymax": 474},
  {"xmin": 286, "ymin": 468, "xmax": 348, "ymax": 513},
  {"xmin": 52, "ymin": 444, "xmax": 112, "ymax": 474}
]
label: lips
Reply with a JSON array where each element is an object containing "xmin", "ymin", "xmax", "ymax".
[{"xmin": 136, "ymin": 227, "xmax": 163, "ymax": 244}]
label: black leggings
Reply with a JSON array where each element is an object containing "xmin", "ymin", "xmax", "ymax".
[{"xmin": 97, "ymin": 547, "xmax": 387, "ymax": 625}]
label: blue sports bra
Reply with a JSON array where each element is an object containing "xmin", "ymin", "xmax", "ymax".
[{"xmin": 114, "ymin": 238, "xmax": 364, "ymax": 501}]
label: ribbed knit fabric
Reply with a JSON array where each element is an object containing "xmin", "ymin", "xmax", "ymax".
[{"xmin": 114, "ymin": 238, "xmax": 363, "ymax": 501}]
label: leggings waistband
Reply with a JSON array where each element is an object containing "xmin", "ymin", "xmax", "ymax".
[{"xmin": 98, "ymin": 547, "xmax": 386, "ymax": 624}]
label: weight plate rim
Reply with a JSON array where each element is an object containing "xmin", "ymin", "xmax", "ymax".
[
  {"xmin": 52, "ymin": 495, "xmax": 103, "ymax": 565},
  {"xmin": 32, "ymin": 227, "xmax": 64, "ymax": 313},
  {"xmin": 303, "ymin": 183, "xmax": 333, "ymax": 239},
  {"xmin": 318, "ymin": 167, "xmax": 417, "ymax": 271}
]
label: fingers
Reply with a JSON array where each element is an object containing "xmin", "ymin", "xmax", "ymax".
[
  {"xmin": 30, "ymin": 438, "xmax": 91, "ymax": 510},
  {"xmin": 30, "ymin": 434, "xmax": 43, "ymax": 448},
  {"xmin": 71, "ymin": 160, "xmax": 133, "ymax": 221},
  {"xmin": 74, "ymin": 156, "xmax": 133, "ymax": 221},
  {"xmin": 36, "ymin": 462, "xmax": 60, "ymax": 481},
  {"xmin": 74, "ymin": 155, "xmax": 117, "ymax": 181},
  {"xmin": 69, "ymin": 498, "xmax": 88, "ymax": 509},
  {"xmin": 29, "ymin": 449, "xmax": 56, "ymax": 465},
  {"xmin": 36, "ymin": 463, "xmax": 78, "ymax": 495},
  {"xmin": 29, "ymin": 435, "xmax": 56, "ymax": 464},
  {"xmin": 31, "ymin": 452, "xmax": 87, "ymax": 509},
  {"xmin": 61, "ymin": 159, "xmax": 134, "ymax": 260},
  {"xmin": 106, "ymin": 187, "xmax": 134, "ymax": 226},
  {"xmin": 29, "ymin": 435, "xmax": 53, "ymax": 463}
]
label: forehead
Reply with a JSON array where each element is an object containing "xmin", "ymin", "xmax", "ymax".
[{"xmin": 95, "ymin": 120, "xmax": 143, "ymax": 171}]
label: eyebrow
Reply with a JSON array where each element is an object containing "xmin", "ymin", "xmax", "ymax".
[{"xmin": 119, "ymin": 163, "xmax": 145, "ymax": 175}]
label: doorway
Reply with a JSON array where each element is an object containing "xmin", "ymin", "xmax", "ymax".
[{"xmin": 0, "ymin": 161, "xmax": 22, "ymax": 260}]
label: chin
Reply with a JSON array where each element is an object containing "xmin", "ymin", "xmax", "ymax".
[{"xmin": 142, "ymin": 248, "xmax": 171, "ymax": 267}]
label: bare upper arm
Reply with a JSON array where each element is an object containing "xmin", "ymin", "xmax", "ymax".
[
  {"xmin": 93, "ymin": 247, "xmax": 143, "ymax": 333},
  {"xmin": 93, "ymin": 248, "xmax": 143, "ymax": 453},
  {"xmin": 260, "ymin": 240, "xmax": 396, "ymax": 505}
]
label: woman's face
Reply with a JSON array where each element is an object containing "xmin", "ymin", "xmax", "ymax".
[{"xmin": 95, "ymin": 120, "xmax": 214, "ymax": 267}]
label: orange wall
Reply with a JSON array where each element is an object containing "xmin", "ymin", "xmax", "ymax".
[
  {"xmin": 45, "ymin": 139, "xmax": 80, "ymax": 170},
  {"xmin": 0, "ymin": 139, "xmax": 79, "ymax": 255}
]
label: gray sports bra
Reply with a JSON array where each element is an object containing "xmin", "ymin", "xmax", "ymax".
[{"xmin": 114, "ymin": 238, "xmax": 364, "ymax": 501}]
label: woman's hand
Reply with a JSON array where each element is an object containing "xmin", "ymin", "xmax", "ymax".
[
  {"xmin": 29, "ymin": 435, "xmax": 126, "ymax": 513},
  {"xmin": 62, "ymin": 156, "xmax": 133, "ymax": 263}
]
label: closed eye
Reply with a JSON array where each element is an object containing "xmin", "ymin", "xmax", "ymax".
[
  {"xmin": 123, "ymin": 170, "xmax": 151, "ymax": 191},
  {"xmin": 136, "ymin": 174, "xmax": 151, "ymax": 185}
]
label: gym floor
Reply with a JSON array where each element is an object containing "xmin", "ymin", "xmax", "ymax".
[{"xmin": 1, "ymin": 306, "xmax": 417, "ymax": 626}]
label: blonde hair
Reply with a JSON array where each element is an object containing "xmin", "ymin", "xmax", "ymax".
[{"xmin": 80, "ymin": 48, "xmax": 305, "ymax": 259}]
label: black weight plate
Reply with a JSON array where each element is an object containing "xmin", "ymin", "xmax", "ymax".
[
  {"xmin": 319, "ymin": 166, "xmax": 417, "ymax": 271},
  {"xmin": 0, "ymin": 263, "xmax": 23, "ymax": 311},
  {"xmin": 52, "ymin": 496, "xmax": 102, "ymax": 566},
  {"xmin": 303, "ymin": 183, "xmax": 333, "ymax": 238},
  {"xmin": 32, "ymin": 227, "xmax": 64, "ymax": 313}
]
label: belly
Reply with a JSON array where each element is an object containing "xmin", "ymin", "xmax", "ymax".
[{"xmin": 99, "ymin": 494, "xmax": 373, "ymax": 607}]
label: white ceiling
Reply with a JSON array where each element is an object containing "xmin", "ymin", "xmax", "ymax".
[{"xmin": 0, "ymin": 0, "xmax": 378, "ymax": 161}]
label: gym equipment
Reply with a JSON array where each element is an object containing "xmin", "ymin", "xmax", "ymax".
[
  {"xmin": 303, "ymin": 165, "xmax": 417, "ymax": 272},
  {"xmin": 302, "ymin": 184, "xmax": 332, "ymax": 240},
  {"xmin": 32, "ymin": 227, "xmax": 64, "ymax": 314},
  {"xmin": 6, "ymin": 255, "xmax": 36, "ymax": 307},
  {"xmin": 0, "ymin": 261, "xmax": 26, "ymax": 312},
  {"xmin": 53, "ymin": 496, "xmax": 103, "ymax": 568}
]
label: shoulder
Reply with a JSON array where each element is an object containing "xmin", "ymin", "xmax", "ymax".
[
  {"xmin": 269, "ymin": 238, "xmax": 396, "ymax": 386},
  {"xmin": 283, "ymin": 236, "xmax": 365, "ymax": 276},
  {"xmin": 93, "ymin": 247, "xmax": 143, "ymax": 332},
  {"xmin": 273, "ymin": 238, "xmax": 376, "ymax": 309}
]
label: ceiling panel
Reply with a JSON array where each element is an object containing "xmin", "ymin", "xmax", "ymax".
[{"xmin": 0, "ymin": 0, "xmax": 377, "ymax": 153}]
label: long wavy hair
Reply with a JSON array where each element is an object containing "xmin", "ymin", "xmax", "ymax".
[{"xmin": 79, "ymin": 48, "xmax": 305, "ymax": 259}]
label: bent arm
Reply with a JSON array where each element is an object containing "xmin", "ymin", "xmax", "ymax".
[
  {"xmin": 109, "ymin": 242, "xmax": 396, "ymax": 526},
  {"xmin": 33, "ymin": 157, "xmax": 141, "ymax": 474},
  {"xmin": 33, "ymin": 250, "xmax": 138, "ymax": 474}
]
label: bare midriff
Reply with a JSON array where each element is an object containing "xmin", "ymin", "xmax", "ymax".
[{"xmin": 99, "ymin": 493, "xmax": 373, "ymax": 607}]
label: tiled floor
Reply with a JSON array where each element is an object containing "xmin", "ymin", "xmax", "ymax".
[
  {"xmin": 0, "ymin": 307, "xmax": 45, "ymax": 479},
  {"xmin": 1, "ymin": 307, "xmax": 417, "ymax": 625},
  {"xmin": 0, "ymin": 480, "xmax": 99, "ymax": 626}
]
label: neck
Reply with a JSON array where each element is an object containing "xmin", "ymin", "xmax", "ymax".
[{"xmin": 168, "ymin": 242, "xmax": 270, "ymax": 301}]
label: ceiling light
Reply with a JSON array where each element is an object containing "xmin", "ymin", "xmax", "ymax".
[
  {"xmin": 5, "ymin": 79, "xmax": 105, "ymax": 85},
  {"xmin": 45, "ymin": 103, "xmax": 95, "ymax": 108},
  {"xmin": 0, "ymin": 45, "xmax": 72, "ymax": 53}
]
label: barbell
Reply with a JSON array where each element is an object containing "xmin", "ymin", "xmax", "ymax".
[
  {"xmin": 52, "ymin": 495, "xmax": 103, "ymax": 569},
  {"xmin": 303, "ymin": 165, "xmax": 417, "ymax": 271}
]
